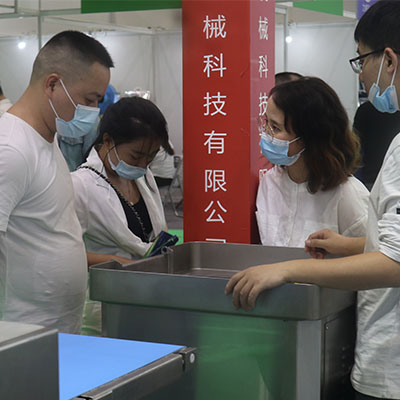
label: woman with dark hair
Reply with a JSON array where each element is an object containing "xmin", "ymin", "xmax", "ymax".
[
  {"xmin": 256, "ymin": 77, "xmax": 369, "ymax": 247},
  {"xmin": 71, "ymin": 96, "xmax": 170, "ymax": 335}
]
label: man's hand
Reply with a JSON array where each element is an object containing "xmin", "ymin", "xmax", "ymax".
[{"xmin": 225, "ymin": 264, "xmax": 289, "ymax": 311}]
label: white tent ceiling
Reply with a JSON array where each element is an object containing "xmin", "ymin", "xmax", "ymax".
[{"xmin": 0, "ymin": 0, "xmax": 358, "ymax": 38}]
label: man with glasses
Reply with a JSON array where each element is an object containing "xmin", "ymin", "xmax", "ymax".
[{"xmin": 226, "ymin": 2, "xmax": 400, "ymax": 399}]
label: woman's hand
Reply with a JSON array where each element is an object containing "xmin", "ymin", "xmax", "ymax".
[
  {"xmin": 305, "ymin": 229, "xmax": 365, "ymax": 258},
  {"xmin": 225, "ymin": 263, "xmax": 289, "ymax": 311},
  {"xmin": 305, "ymin": 229, "xmax": 347, "ymax": 258}
]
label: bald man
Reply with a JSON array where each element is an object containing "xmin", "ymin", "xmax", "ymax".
[{"xmin": 0, "ymin": 31, "xmax": 113, "ymax": 333}]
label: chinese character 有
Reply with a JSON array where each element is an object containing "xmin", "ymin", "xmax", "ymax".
[{"xmin": 203, "ymin": 131, "xmax": 227, "ymax": 154}]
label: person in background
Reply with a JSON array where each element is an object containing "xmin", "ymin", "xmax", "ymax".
[
  {"xmin": 226, "ymin": 2, "xmax": 400, "ymax": 398},
  {"xmin": 353, "ymin": 101, "xmax": 400, "ymax": 190},
  {"xmin": 0, "ymin": 84, "xmax": 12, "ymax": 116},
  {"xmin": 0, "ymin": 30, "xmax": 112, "ymax": 334},
  {"xmin": 256, "ymin": 77, "xmax": 369, "ymax": 248},
  {"xmin": 274, "ymin": 71, "xmax": 303, "ymax": 87},
  {"xmin": 149, "ymin": 140, "xmax": 176, "ymax": 188},
  {"xmin": 71, "ymin": 96, "xmax": 169, "ymax": 335}
]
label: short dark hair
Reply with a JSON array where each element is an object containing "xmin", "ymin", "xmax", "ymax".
[
  {"xmin": 275, "ymin": 72, "xmax": 303, "ymax": 87},
  {"xmin": 31, "ymin": 30, "xmax": 114, "ymax": 83},
  {"xmin": 0, "ymin": 85, "xmax": 3, "ymax": 96},
  {"xmin": 354, "ymin": 0, "xmax": 400, "ymax": 53},
  {"xmin": 270, "ymin": 77, "xmax": 361, "ymax": 194},
  {"xmin": 98, "ymin": 96, "xmax": 169, "ymax": 150}
]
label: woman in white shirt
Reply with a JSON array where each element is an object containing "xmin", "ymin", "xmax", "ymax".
[
  {"xmin": 71, "ymin": 96, "xmax": 169, "ymax": 335},
  {"xmin": 256, "ymin": 77, "xmax": 369, "ymax": 247}
]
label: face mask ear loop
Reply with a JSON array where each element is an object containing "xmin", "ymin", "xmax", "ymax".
[
  {"xmin": 48, "ymin": 98, "xmax": 60, "ymax": 118},
  {"xmin": 113, "ymin": 145, "xmax": 122, "ymax": 162},
  {"xmin": 390, "ymin": 55, "xmax": 398, "ymax": 86},
  {"xmin": 289, "ymin": 136, "xmax": 301, "ymax": 144},
  {"xmin": 376, "ymin": 54, "xmax": 386, "ymax": 86},
  {"xmin": 59, "ymin": 79, "xmax": 77, "ymax": 108}
]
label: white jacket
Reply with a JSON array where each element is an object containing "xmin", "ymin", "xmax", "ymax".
[
  {"xmin": 256, "ymin": 166, "xmax": 369, "ymax": 247},
  {"xmin": 71, "ymin": 148, "xmax": 166, "ymax": 259}
]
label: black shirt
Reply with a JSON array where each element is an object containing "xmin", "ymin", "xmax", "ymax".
[
  {"xmin": 119, "ymin": 196, "xmax": 153, "ymax": 243},
  {"xmin": 354, "ymin": 102, "xmax": 400, "ymax": 188}
]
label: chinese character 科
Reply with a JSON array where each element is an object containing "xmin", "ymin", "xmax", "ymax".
[
  {"xmin": 204, "ymin": 200, "xmax": 227, "ymax": 223},
  {"xmin": 259, "ymin": 92, "xmax": 268, "ymax": 116},
  {"xmin": 203, "ymin": 54, "xmax": 227, "ymax": 78},
  {"xmin": 259, "ymin": 17, "xmax": 269, "ymax": 40},
  {"xmin": 204, "ymin": 131, "xmax": 227, "ymax": 154},
  {"xmin": 205, "ymin": 170, "xmax": 227, "ymax": 193},
  {"xmin": 204, "ymin": 92, "xmax": 227, "ymax": 116},
  {"xmin": 205, "ymin": 238, "xmax": 227, "ymax": 243},
  {"xmin": 203, "ymin": 15, "xmax": 227, "ymax": 39},
  {"xmin": 259, "ymin": 55, "xmax": 268, "ymax": 78}
]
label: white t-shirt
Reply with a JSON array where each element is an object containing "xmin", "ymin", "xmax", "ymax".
[
  {"xmin": 256, "ymin": 166, "xmax": 369, "ymax": 247},
  {"xmin": 351, "ymin": 132, "xmax": 400, "ymax": 399},
  {"xmin": 0, "ymin": 113, "xmax": 87, "ymax": 334},
  {"xmin": 0, "ymin": 99, "xmax": 12, "ymax": 116}
]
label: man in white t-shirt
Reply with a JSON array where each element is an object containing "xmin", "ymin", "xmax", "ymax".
[
  {"xmin": 0, "ymin": 31, "xmax": 113, "ymax": 333},
  {"xmin": 226, "ymin": 2, "xmax": 400, "ymax": 399}
]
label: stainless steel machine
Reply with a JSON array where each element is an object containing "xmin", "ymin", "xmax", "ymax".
[
  {"xmin": 90, "ymin": 242, "xmax": 356, "ymax": 400},
  {"xmin": 0, "ymin": 321, "xmax": 59, "ymax": 400}
]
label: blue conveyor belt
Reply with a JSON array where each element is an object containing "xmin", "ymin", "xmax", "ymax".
[{"xmin": 58, "ymin": 333, "xmax": 183, "ymax": 400}]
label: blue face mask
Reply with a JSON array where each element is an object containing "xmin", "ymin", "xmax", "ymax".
[
  {"xmin": 368, "ymin": 54, "xmax": 399, "ymax": 114},
  {"xmin": 259, "ymin": 132, "xmax": 305, "ymax": 166},
  {"xmin": 49, "ymin": 79, "xmax": 100, "ymax": 138},
  {"xmin": 108, "ymin": 146, "xmax": 147, "ymax": 180}
]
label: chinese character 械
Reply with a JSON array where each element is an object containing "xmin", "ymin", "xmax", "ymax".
[{"xmin": 203, "ymin": 15, "xmax": 227, "ymax": 39}]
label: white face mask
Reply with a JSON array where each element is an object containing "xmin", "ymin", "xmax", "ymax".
[
  {"xmin": 108, "ymin": 146, "xmax": 147, "ymax": 180},
  {"xmin": 49, "ymin": 79, "xmax": 100, "ymax": 138},
  {"xmin": 368, "ymin": 54, "xmax": 399, "ymax": 114}
]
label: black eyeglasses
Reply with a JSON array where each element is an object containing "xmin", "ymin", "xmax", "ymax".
[{"xmin": 349, "ymin": 49, "xmax": 384, "ymax": 74}]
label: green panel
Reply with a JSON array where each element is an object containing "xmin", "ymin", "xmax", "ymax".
[
  {"xmin": 294, "ymin": 0, "xmax": 343, "ymax": 16},
  {"xmin": 168, "ymin": 229, "xmax": 184, "ymax": 245},
  {"xmin": 81, "ymin": 0, "xmax": 182, "ymax": 14}
]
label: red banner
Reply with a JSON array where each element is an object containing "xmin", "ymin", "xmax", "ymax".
[{"xmin": 183, "ymin": 0, "xmax": 275, "ymax": 244}]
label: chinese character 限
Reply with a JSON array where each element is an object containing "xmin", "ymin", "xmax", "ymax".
[
  {"xmin": 205, "ymin": 170, "xmax": 227, "ymax": 193},
  {"xmin": 204, "ymin": 200, "xmax": 227, "ymax": 223},
  {"xmin": 203, "ymin": 15, "xmax": 227, "ymax": 39},
  {"xmin": 204, "ymin": 92, "xmax": 227, "ymax": 116},
  {"xmin": 259, "ymin": 55, "xmax": 268, "ymax": 78},
  {"xmin": 259, "ymin": 17, "xmax": 269, "ymax": 40},
  {"xmin": 203, "ymin": 131, "xmax": 227, "ymax": 154},
  {"xmin": 203, "ymin": 53, "xmax": 227, "ymax": 78},
  {"xmin": 259, "ymin": 92, "xmax": 268, "ymax": 116}
]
